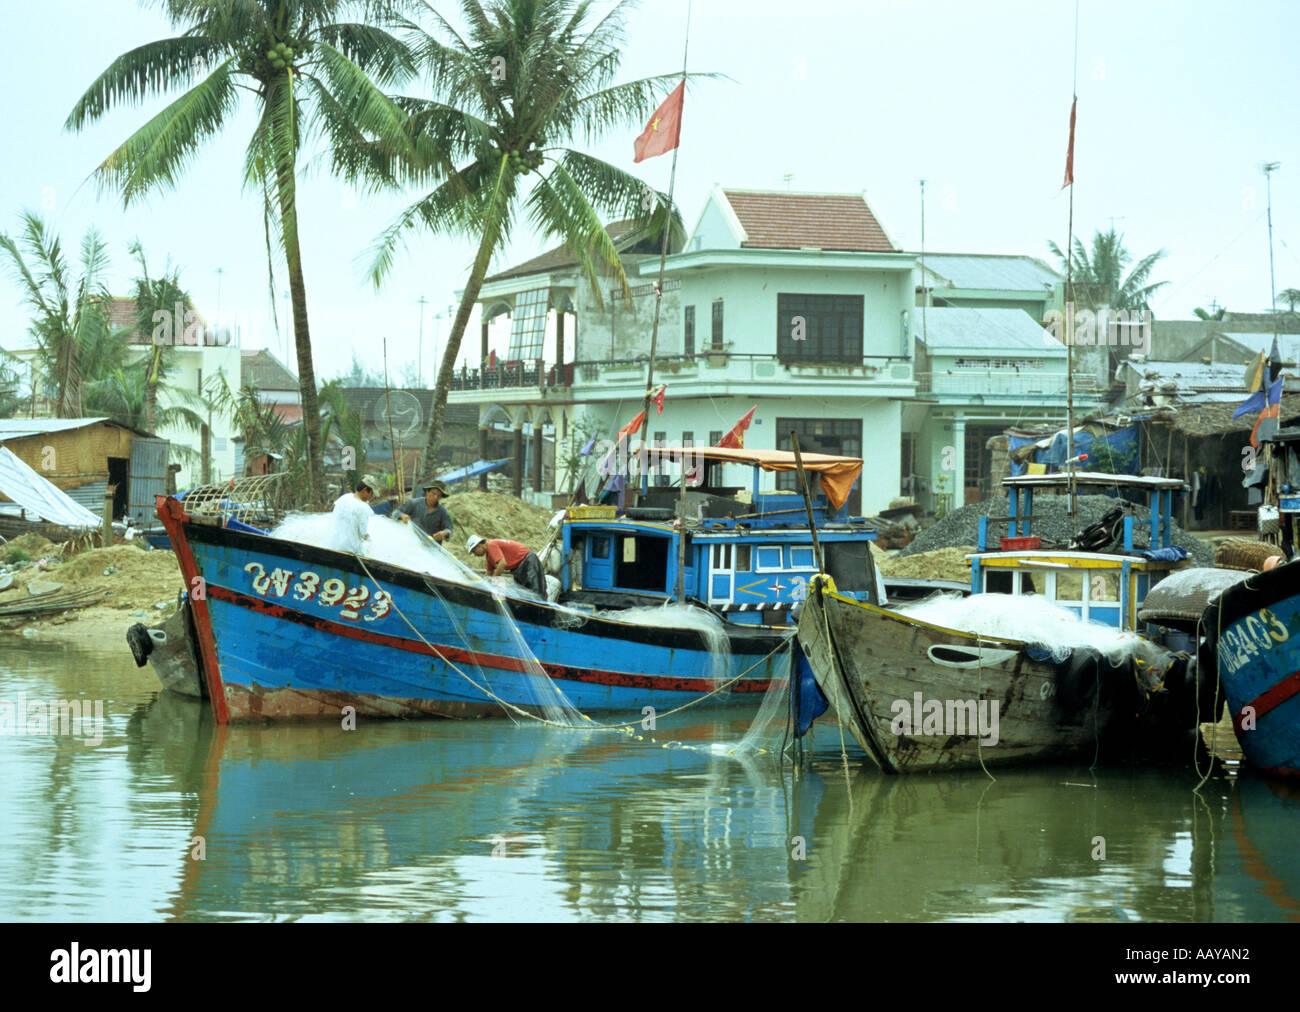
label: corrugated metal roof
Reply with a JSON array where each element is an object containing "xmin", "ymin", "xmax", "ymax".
[
  {"xmin": 916, "ymin": 307, "xmax": 1065, "ymax": 353},
  {"xmin": 0, "ymin": 417, "xmax": 112, "ymax": 440},
  {"xmin": 1120, "ymin": 360, "xmax": 1246, "ymax": 387},
  {"xmin": 1219, "ymin": 332, "xmax": 1300, "ymax": 361},
  {"xmin": 920, "ymin": 253, "xmax": 1060, "ymax": 292}
]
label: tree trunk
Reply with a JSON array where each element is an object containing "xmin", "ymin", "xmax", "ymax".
[
  {"xmin": 144, "ymin": 370, "xmax": 157, "ymax": 435},
  {"xmin": 424, "ymin": 216, "xmax": 504, "ymax": 471},
  {"xmin": 271, "ymin": 116, "xmax": 324, "ymax": 506}
]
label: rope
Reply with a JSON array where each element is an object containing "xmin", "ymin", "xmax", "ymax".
[
  {"xmin": 353, "ymin": 554, "xmax": 792, "ymax": 733},
  {"xmin": 974, "ymin": 634, "xmax": 996, "ymax": 782}
]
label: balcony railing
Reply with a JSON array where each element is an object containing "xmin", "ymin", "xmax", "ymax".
[
  {"xmin": 449, "ymin": 359, "xmax": 575, "ymax": 392},
  {"xmin": 917, "ymin": 370, "xmax": 1107, "ymax": 397}
]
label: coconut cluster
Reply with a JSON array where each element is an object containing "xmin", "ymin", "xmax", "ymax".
[
  {"xmin": 507, "ymin": 148, "xmax": 544, "ymax": 174},
  {"xmin": 241, "ymin": 37, "xmax": 307, "ymax": 80}
]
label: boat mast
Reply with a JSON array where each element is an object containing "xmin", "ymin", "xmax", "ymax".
[
  {"xmin": 635, "ymin": 1, "xmax": 692, "ymax": 505},
  {"xmin": 1064, "ymin": 0, "xmax": 1080, "ymax": 521}
]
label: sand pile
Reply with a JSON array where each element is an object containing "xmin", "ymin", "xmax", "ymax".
[
  {"xmin": 878, "ymin": 547, "xmax": 975, "ymax": 582},
  {"xmin": 898, "ymin": 493, "xmax": 1213, "ymax": 566},
  {"xmin": 32, "ymin": 544, "xmax": 184, "ymax": 610},
  {"xmin": 441, "ymin": 491, "xmax": 557, "ymax": 566},
  {"xmin": 2, "ymin": 533, "xmax": 58, "ymax": 560}
]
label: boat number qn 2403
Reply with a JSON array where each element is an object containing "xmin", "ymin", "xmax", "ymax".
[{"xmin": 243, "ymin": 562, "xmax": 391, "ymax": 621}]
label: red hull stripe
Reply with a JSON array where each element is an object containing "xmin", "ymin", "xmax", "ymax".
[
  {"xmin": 206, "ymin": 584, "xmax": 773, "ymax": 694},
  {"xmin": 1235, "ymin": 669, "xmax": 1300, "ymax": 735}
]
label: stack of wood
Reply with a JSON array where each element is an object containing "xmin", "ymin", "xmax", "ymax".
[{"xmin": 1214, "ymin": 538, "xmax": 1285, "ymax": 572}]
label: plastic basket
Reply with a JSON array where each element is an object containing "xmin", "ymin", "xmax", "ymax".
[{"xmin": 999, "ymin": 536, "xmax": 1042, "ymax": 551}]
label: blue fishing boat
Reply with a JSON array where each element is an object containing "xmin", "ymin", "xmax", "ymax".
[
  {"xmin": 1200, "ymin": 560, "xmax": 1300, "ymax": 778},
  {"xmin": 136, "ymin": 448, "xmax": 877, "ymax": 724}
]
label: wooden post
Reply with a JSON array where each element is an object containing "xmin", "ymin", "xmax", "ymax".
[
  {"xmin": 675, "ymin": 450, "xmax": 690, "ymax": 601},
  {"xmin": 102, "ymin": 488, "xmax": 114, "ymax": 547},
  {"xmin": 478, "ymin": 426, "xmax": 489, "ymax": 491},
  {"xmin": 790, "ymin": 432, "xmax": 826, "ymax": 576},
  {"xmin": 533, "ymin": 422, "xmax": 544, "ymax": 493},
  {"xmin": 512, "ymin": 426, "xmax": 524, "ymax": 498},
  {"xmin": 1183, "ymin": 436, "xmax": 1191, "ymax": 531}
]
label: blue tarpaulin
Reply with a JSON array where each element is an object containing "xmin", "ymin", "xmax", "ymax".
[
  {"xmin": 792, "ymin": 643, "xmax": 829, "ymax": 738},
  {"xmin": 436, "ymin": 459, "xmax": 509, "ymax": 484},
  {"xmin": 1023, "ymin": 425, "xmax": 1140, "ymax": 475}
]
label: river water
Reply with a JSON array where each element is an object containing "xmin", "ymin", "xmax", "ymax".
[{"xmin": 1, "ymin": 640, "xmax": 1296, "ymax": 922}]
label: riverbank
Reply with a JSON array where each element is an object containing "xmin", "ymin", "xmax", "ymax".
[{"xmin": 0, "ymin": 492, "xmax": 558, "ymax": 648}]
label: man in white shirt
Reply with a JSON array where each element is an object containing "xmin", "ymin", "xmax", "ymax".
[{"xmin": 331, "ymin": 474, "xmax": 380, "ymax": 554}]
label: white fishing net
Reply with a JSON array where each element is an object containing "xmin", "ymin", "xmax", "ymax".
[{"xmin": 891, "ymin": 592, "xmax": 1167, "ymax": 667}]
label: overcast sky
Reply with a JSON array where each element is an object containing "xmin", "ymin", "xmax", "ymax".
[{"xmin": 2, "ymin": 0, "xmax": 1296, "ymax": 382}]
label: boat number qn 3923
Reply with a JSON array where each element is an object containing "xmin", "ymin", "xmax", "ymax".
[{"xmin": 243, "ymin": 562, "xmax": 391, "ymax": 621}]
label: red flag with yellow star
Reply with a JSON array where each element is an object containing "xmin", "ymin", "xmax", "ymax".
[{"xmin": 634, "ymin": 81, "xmax": 684, "ymax": 163}]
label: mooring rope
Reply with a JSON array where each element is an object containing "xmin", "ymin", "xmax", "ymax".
[{"xmin": 352, "ymin": 554, "xmax": 792, "ymax": 734}]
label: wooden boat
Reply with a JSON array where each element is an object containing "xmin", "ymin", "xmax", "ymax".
[
  {"xmin": 795, "ymin": 472, "xmax": 1209, "ymax": 773},
  {"xmin": 1200, "ymin": 559, "xmax": 1300, "ymax": 778},
  {"xmin": 796, "ymin": 575, "xmax": 1171, "ymax": 772},
  {"xmin": 137, "ymin": 449, "xmax": 879, "ymax": 724}
]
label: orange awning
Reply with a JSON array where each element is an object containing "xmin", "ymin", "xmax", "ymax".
[{"xmin": 692, "ymin": 447, "xmax": 863, "ymax": 510}]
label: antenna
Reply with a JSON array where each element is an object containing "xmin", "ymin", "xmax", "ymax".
[{"xmin": 782, "ymin": 172, "xmax": 795, "ymax": 190}]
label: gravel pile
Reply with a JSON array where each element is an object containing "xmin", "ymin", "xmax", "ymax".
[{"xmin": 898, "ymin": 494, "xmax": 1213, "ymax": 567}]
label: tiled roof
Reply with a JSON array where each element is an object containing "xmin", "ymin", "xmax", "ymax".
[
  {"xmin": 485, "ymin": 219, "xmax": 652, "ymax": 284},
  {"xmin": 920, "ymin": 253, "xmax": 1060, "ymax": 292},
  {"xmin": 241, "ymin": 349, "xmax": 298, "ymax": 391},
  {"xmin": 105, "ymin": 295, "xmax": 208, "ymax": 344},
  {"xmin": 916, "ymin": 306, "xmax": 1064, "ymax": 353},
  {"xmin": 720, "ymin": 190, "xmax": 897, "ymax": 252}
]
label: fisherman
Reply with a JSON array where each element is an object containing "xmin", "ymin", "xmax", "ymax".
[
  {"xmin": 466, "ymin": 535, "xmax": 546, "ymax": 597},
  {"xmin": 332, "ymin": 474, "xmax": 380, "ymax": 554},
  {"xmin": 394, "ymin": 480, "xmax": 454, "ymax": 543}
]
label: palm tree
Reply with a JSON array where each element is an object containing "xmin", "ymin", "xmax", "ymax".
[
  {"xmin": 368, "ymin": 0, "xmax": 695, "ymax": 467},
  {"xmin": 126, "ymin": 240, "xmax": 192, "ymax": 433},
  {"xmin": 1193, "ymin": 303, "xmax": 1227, "ymax": 321},
  {"xmin": 66, "ymin": 0, "xmax": 422, "ymax": 505},
  {"xmin": 1048, "ymin": 228, "xmax": 1169, "ymax": 311},
  {"xmin": 84, "ymin": 363, "xmax": 207, "ymax": 470},
  {"xmin": 0, "ymin": 212, "xmax": 120, "ymax": 417},
  {"xmin": 1276, "ymin": 288, "xmax": 1300, "ymax": 314}
]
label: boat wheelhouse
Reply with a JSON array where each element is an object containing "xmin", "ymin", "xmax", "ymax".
[
  {"xmin": 561, "ymin": 447, "xmax": 879, "ymax": 624},
  {"xmin": 970, "ymin": 472, "xmax": 1190, "ymax": 630}
]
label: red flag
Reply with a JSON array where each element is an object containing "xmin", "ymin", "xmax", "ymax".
[
  {"xmin": 715, "ymin": 406, "xmax": 757, "ymax": 449},
  {"xmin": 652, "ymin": 384, "xmax": 667, "ymax": 414},
  {"xmin": 1062, "ymin": 97, "xmax": 1076, "ymax": 189},
  {"xmin": 634, "ymin": 81, "xmax": 685, "ymax": 163},
  {"xmin": 616, "ymin": 409, "xmax": 646, "ymax": 443}
]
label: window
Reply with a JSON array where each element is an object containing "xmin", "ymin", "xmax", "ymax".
[
  {"xmin": 754, "ymin": 546, "xmax": 784, "ymax": 571},
  {"xmin": 684, "ymin": 306, "xmax": 695, "ymax": 357},
  {"xmin": 196, "ymin": 367, "xmax": 203, "ymax": 394},
  {"xmin": 776, "ymin": 294, "xmax": 863, "ymax": 364},
  {"xmin": 654, "ymin": 430, "xmax": 669, "ymax": 483},
  {"xmin": 711, "ymin": 300, "xmax": 724, "ymax": 350},
  {"xmin": 776, "ymin": 418, "xmax": 863, "ymax": 514},
  {"xmin": 592, "ymin": 537, "xmax": 610, "ymax": 559},
  {"xmin": 734, "ymin": 544, "xmax": 751, "ymax": 571},
  {"xmin": 790, "ymin": 547, "xmax": 815, "ymax": 569},
  {"xmin": 682, "ymin": 430, "xmax": 693, "ymax": 447},
  {"xmin": 711, "ymin": 543, "xmax": 732, "ymax": 570},
  {"xmin": 709, "ymin": 430, "xmax": 722, "ymax": 447}
]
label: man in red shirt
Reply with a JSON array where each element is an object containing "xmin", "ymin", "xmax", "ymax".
[{"xmin": 467, "ymin": 535, "xmax": 546, "ymax": 597}]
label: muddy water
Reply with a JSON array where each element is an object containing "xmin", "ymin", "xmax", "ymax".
[{"xmin": 0, "ymin": 641, "xmax": 1295, "ymax": 922}]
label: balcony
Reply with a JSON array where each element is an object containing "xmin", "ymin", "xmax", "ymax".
[
  {"xmin": 449, "ymin": 359, "xmax": 574, "ymax": 392},
  {"xmin": 917, "ymin": 370, "xmax": 1105, "ymax": 398}
]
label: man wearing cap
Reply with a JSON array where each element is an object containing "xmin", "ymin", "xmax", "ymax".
[
  {"xmin": 394, "ymin": 480, "xmax": 454, "ymax": 543},
  {"xmin": 332, "ymin": 475, "xmax": 380, "ymax": 554},
  {"xmin": 467, "ymin": 535, "xmax": 546, "ymax": 597}
]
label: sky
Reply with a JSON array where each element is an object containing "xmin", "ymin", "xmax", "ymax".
[{"xmin": 1, "ymin": 0, "xmax": 1297, "ymax": 384}]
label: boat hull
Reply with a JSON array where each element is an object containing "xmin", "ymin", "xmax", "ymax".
[
  {"xmin": 157, "ymin": 498, "xmax": 786, "ymax": 723},
  {"xmin": 1202, "ymin": 562, "xmax": 1300, "ymax": 777},
  {"xmin": 797, "ymin": 582, "xmax": 1163, "ymax": 773}
]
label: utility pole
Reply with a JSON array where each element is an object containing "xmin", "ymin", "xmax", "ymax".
[
  {"xmin": 417, "ymin": 295, "xmax": 428, "ymax": 387},
  {"xmin": 1265, "ymin": 163, "xmax": 1280, "ymax": 327}
]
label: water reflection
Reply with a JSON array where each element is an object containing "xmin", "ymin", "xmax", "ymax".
[{"xmin": 1, "ymin": 644, "xmax": 1297, "ymax": 922}]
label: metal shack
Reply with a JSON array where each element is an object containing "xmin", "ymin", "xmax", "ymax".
[{"xmin": 0, "ymin": 418, "xmax": 169, "ymax": 532}]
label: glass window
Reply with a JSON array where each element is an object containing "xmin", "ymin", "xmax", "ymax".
[
  {"xmin": 1055, "ymin": 572, "xmax": 1084, "ymax": 601},
  {"xmin": 711, "ymin": 300, "xmax": 724, "ymax": 349},
  {"xmin": 592, "ymin": 536, "xmax": 610, "ymax": 559},
  {"xmin": 777, "ymin": 294, "xmax": 863, "ymax": 364},
  {"xmin": 684, "ymin": 306, "xmax": 695, "ymax": 356},
  {"xmin": 1089, "ymin": 572, "xmax": 1119, "ymax": 601},
  {"xmin": 735, "ymin": 544, "xmax": 751, "ymax": 571}
]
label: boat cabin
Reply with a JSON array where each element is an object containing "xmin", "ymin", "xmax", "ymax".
[
  {"xmin": 969, "ymin": 473, "xmax": 1190, "ymax": 631},
  {"xmin": 560, "ymin": 448, "xmax": 879, "ymax": 624}
]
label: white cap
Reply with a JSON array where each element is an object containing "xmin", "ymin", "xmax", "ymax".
[{"xmin": 466, "ymin": 535, "xmax": 486, "ymax": 553}]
